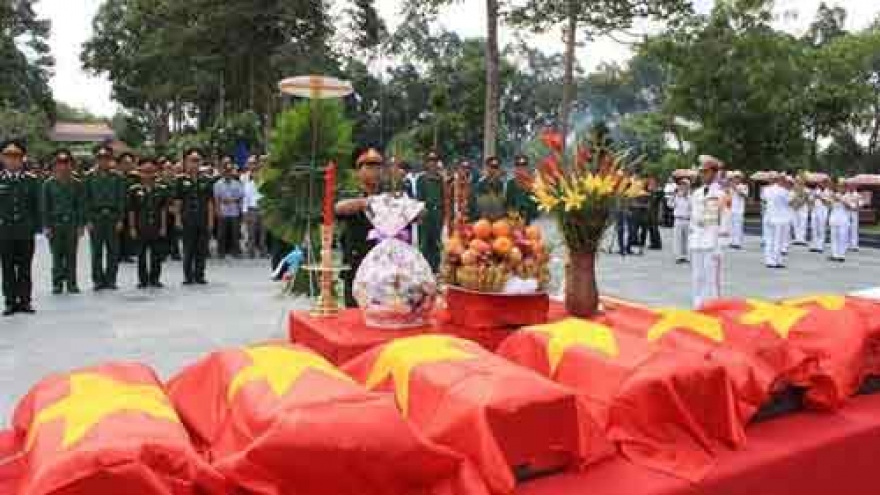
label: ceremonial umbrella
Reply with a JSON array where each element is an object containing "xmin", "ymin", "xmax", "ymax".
[{"xmin": 278, "ymin": 75, "xmax": 354, "ymax": 296}]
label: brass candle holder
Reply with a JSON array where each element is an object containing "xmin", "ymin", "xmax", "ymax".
[{"xmin": 304, "ymin": 224, "xmax": 348, "ymax": 317}]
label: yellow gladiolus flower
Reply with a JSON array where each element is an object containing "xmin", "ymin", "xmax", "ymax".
[{"xmin": 561, "ymin": 183, "xmax": 587, "ymax": 212}]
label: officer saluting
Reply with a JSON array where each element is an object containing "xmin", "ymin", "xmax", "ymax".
[
  {"xmin": 689, "ymin": 155, "xmax": 731, "ymax": 309},
  {"xmin": 0, "ymin": 139, "xmax": 41, "ymax": 315},
  {"xmin": 43, "ymin": 149, "xmax": 84, "ymax": 294},
  {"xmin": 84, "ymin": 144, "xmax": 126, "ymax": 290},
  {"xmin": 175, "ymin": 148, "xmax": 215, "ymax": 285}
]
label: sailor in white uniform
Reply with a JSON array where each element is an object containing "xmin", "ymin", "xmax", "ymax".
[
  {"xmin": 672, "ymin": 179, "xmax": 692, "ymax": 263},
  {"xmin": 728, "ymin": 172, "xmax": 748, "ymax": 249},
  {"xmin": 809, "ymin": 179, "xmax": 831, "ymax": 253},
  {"xmin": 844, "ymin": 182, "xmax": 862, "ymax": 252},
  {"xmin": 828, "ymin": 181, "xmax": 852, "ymax": 262},
  {"xmin": 791, "ymin": 176, "xmax": 810, "ymax": 245},
  {"xmin": 689, "ymin": 155, "xmax": 730, "ymax": 309},
  {"xmin": 763, "ymin": 175, "xmax": 792, "ymax": 268}
]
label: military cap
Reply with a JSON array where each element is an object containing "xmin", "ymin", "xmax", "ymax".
[
  {"xmin": 514, "ymin": 155, "xmax": 529, "ymax": 167},
  {"xmin": 698, "ymin": 154, "xmax": 723, "ymax": 171},
  {"xmin": 485, "ymin": 156, "xmax": 500, "ymax": 167},
  {"xmin": 355, "ymin": 148, "xmax": 383, "ymax": 167},
  {"xmin": 53, "ymin": 148, "xmax": 74, "ymax": 163},
  {"xmin": 183, "ymin": 147, "xmax": 203, "ymax": 159},
  {"xmin": 425, "ymin": 150, "xmax": 440, "ymax": 162},
  {"xmin": 1, "ymin": 139, "xmax": 27, "ymax": 156}
]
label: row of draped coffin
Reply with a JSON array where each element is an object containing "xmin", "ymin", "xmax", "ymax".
[{"xmin": 3, "ymin": 294, "xmax": 880, "ymax": 495}]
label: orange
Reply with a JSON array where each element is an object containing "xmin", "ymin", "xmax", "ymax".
[
  {"xmin": 473, "ymin": 219, "xmax": 493, "ymax": 240},
  {"xmin": 446, "ymin": 237, "xmax": 464, "ymax": 256},
  {"xmin": 492, "ymin": 219, "xmax": 512, "ymax": 238},
  {"xmin": 508, "ymin": 246, "xmax": 523, "ymax": 264},
  {"xmin": 492, "ymin": 236, "xmax": 513, "ymax": 256}
]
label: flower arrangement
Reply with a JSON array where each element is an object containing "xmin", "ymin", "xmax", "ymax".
[{"xmin": 527, "ymin": 125, "xmax": 645, "ymax": 316}]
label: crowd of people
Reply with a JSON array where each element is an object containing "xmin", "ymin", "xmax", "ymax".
[
  {"xmin": 0, "ymin": 138, "xmax": 270, "ymax": 316},
  {"xmin": 1, "ymin": 137, "xmax": 870, "ymax": 315}
]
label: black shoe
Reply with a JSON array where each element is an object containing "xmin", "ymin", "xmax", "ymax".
[
  {"xmin": 150, "ymin": 281, "xmax": 164, "ymax": 288},
  {"xmin": 675, "ymin": 259, "xmax": 687, "ymax": 264},
  {"xmin": 52, "ymin": 286, "xmax": 63, "ymax": 295},
  {"xmin": 171, "ymin": 255, "xmax": 181, "ymax": 261},
  {"xmin": 195, "ymin": 279, "xmax": 208, "ymax": 285},
  {"xmin": 809, "ymin": 249, "xmax": 821, "ymax": 253},
  {"xmin": 68, "ymin": 286, "xmax": 81, "ymax": 294},
  {"xmin": 2, "ymin": 307, "xmax": 15, "ymax": 316},
  {"xmin": 182, "ymin": 279, "xmax": 194, "ymax": 285},
  {"xmin": 107, "ymin": 283, "xmax": 119, "ymax": 290},
  {"xmin": 729, "ymin": 245, "xmax": 742, "ymax": 250},
  {"xmin": 137, "ymin": 282, "xmax": 148, "ymax": 289},
  {"xmin": 18, "ymin": 304, "xmax": 35, "ymax": 314}
]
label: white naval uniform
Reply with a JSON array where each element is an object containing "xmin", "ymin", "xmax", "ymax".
[
  {"xmin": 810, "ymin": 188, "xmax": 830, "ymax": 252},
  {"xmin": 729, "ymin": 184, "xmax": 748, "ymax": 248},
  {"xmin": 782, "ymin": 192, "xmax": 793, "ymax": 254},
  {"xmin": 793, "ymin": 196, "xmax": 809, "ymax": 245},
  {"xmin": 760, "ymin": 186, "xmax": 771, "ymax": 247},
  {"xmin": 829, "ymin": 194, "xmax": 850, "ymax": 260},
  {"xmin": 763, "ymin": 184, "xmax": 791, "ymax": 267},
  {"xmin": 673, "ymin": 192, "xmax": 691, "ymax": 261},
  {"xmin": 846, "ymin": 191, "xmax": 861, "ymax": 251},
  {"xmin": 689, "ymin": 182, "xmax": 730, "ymax": 309}
]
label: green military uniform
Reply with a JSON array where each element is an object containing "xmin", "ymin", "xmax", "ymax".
[
  {"xmin": 474, "ymin": 175, "xmax": 507, "ymax": 221},
  {"xmin": 415, "ymin": 171, "xmax": 445, "ymax": 272},
  {"xmin": 43, "ymin": 175, "xmax": 84, "ymax": 293},
  {"xmin": 0, "ymin": 157, "xmax": 41, "ymax": 313},
  {"xmin": 338, "ymin": 191, "xmax": 376, "ymax": 308},
  {"xmin": 176, "ymin": 173, "xmax": 214, "ymax": 284},
  {"xmin": 128, "ymin": 181, "xmax": 170, "ymax": 287},
  {"xmin": 84, "ymin": 165, "xmax": 126, "ymax": 289},
  {"xmin": 160, "ymin": 173, "xmax": 181, "ymax": 259},
  {"xmin": 119, "ymin": 168, "xmax": 140, "ymax": 261}
]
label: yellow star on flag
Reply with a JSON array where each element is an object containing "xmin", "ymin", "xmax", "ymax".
[
  {"xmin": 365, "ymin": 335, "xmax": 476, "ymax": 416},
  {"xmin": 647, "ymin": 309, "xmax": 724, "ymax": 343},
  {"xmin": 26, "ymin": 373, "xmax": 178, "ymax": 451},
  {"xmin": 739, "ymin": 299, "xmax": 808, "ymax": 339},
  {"xmin": 781, "ymin": 295, "xmax": 847, "ymax": 311},
  {"xmin": 528, "ymin": 318, "xmax": 619, "ymax": 375},
  {"xmin": 228, "ymin": 345, "xmax": 352, "ymax": 401}
]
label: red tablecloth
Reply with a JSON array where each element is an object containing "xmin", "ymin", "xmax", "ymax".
[
  {"xmin": 516, "ymin": 392, "xmax": 880, "ymax": 495},
  {"xmin": 290, "ymin": 306, "xmax": 562, "ymax": 365}
]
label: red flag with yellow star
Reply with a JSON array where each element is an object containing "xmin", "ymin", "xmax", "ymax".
[
  {"xmin": 0, "ymin": 362, "xmax": 225, "ymax": 495},
  {"xmin": 702, "ymin": 295, "xmax": 880, "ymax": 409},
  {"xmin": 600, "ymin": 305, "xmax": 792, "ymax": 421},
  {"xmin": 166, "ymin": 342, "xmax": 488, "ymax": 495},
  {"xmin": 497, "ymin": 318, "xmax": 747, "ymax": 481},
  {"xmin": 342, "ymin": 335, "xmax": 610, "ymax": 495}
]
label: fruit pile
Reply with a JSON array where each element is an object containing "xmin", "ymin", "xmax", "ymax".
[{"xmin": 442, "ymin": 217, "xmax": 551, "ymax": 293}]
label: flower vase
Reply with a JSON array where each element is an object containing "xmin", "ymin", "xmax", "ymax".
[{"xmin": 565, "ymin": 249, "xmax": 600, "ymax": 317}]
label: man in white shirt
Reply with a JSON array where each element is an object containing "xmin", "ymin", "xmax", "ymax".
[
  {"xmin": 791, "ymin": 176, "xmax": 809, "ymax": 246},
  {"xmin": 728, "ymin": 172, "xmax": 748, "ymax": 249},
  {"xmin": 810, "ymin": 179, "xmax": 831, "ymax": 253},
  {"xmin": 242, "ymin": 155, "xmax": 266, "ymax": 258},
  {"xmin": 689, "ymin": 155, "xmax": 731, "ymax": 309},
  {"xmin": 762, "ymin": 175, "xmax": 791, "ymax": 268},
  {"xmin": 672, "ymin": 179, "xmax": 691, "ymax": 263}
]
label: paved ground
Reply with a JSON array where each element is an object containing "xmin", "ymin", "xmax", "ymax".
[{"xmin": 3, "ymin": 228, "xmax": 880, "ymax": 421}]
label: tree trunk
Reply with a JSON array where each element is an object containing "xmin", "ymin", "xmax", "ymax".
[
  {"xmin": 560, "ymin": 0, "xmax": 578, "ymax": 150},
  {"xmin": 869, "ymin": 98, "xmax": 880, "ymax": 154},
  {"xmin": 483, "ymin": 0, "xmax": 500, "ymax": 158}
]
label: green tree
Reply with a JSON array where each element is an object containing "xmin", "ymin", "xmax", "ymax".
[
  {"xmin": 0, "ymin": 0, "xmax": 54, "ymax": 118},
  {"xmin": 0, "ymin": 105, "xmax": 52, "ymax": 159},
  {"xmin": 508, "ymin": 0, "xmax": 693, "ymax": 147}
]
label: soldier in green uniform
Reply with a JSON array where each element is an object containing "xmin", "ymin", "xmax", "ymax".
[
  {"xmin": 505, "ymin": 155, "xmax": 538, "ymax": 224},
  {"xmin": 0, "ymin": 139, "xmax": 41, "ymax": 315},
  {"xmin": 175, "ymin": 148, "xmax": 215, "ymax": 285},
  {"xmin": 159, "ymin": 157, "xmax": 182, "ymax": 260},
  {"xmin": 128, "ymin": 158, "xmax": 169, "ymax": 288},
  {"xmin": 336, "ymin": 148, "xmax": 382, "ymax": 307},
  {"xmin": 415, "ymin": 150, "xmax": 446, "ymax": 272},
  {"xmin": 42, "ymin": 149, "xmax": 84, "ymax": 294},
  {"xmin": 84, "ymin": 144, "xmax": 126, "ymax": 290},
  {"xmin": 117, "ymin": 152, "xmax": 139, "ymax": 263},
  {"xmin": 473, "ymin": 156, "xmax": 507, "ymax": 221}
]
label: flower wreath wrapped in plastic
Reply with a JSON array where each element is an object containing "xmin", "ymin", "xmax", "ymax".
[{"xmin": 353, "ymin": 193, "xmax": 437, "ymax": 328}]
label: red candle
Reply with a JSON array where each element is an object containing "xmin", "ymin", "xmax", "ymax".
[{"xmin": 323, "ymin": 161, "xmax": 337, "ymax": 227}]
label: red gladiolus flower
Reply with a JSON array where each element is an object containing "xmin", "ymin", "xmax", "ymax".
[
  {"xmin": 540, "ymin": 129, "xmax": 564, "ymax": 153},
  {"xmin": 538, "ymin": 156, "xmax": 562, "ymax": 184}
]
